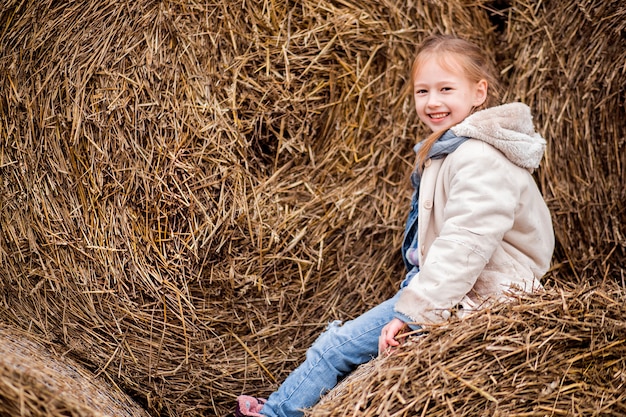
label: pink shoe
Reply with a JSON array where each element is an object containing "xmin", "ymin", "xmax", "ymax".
[{"xmin": 235, "ymin": 395, "xmax": 267, "ymax": 417}]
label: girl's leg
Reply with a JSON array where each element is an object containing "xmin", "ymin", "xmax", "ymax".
[{"xmin": 260, "ymin": 290, "xmax": 402, "ymax": 417}]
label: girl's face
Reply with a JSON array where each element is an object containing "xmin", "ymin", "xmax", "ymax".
[{"xmin": 413, "ymin": 55, "xmax": 487, "ymax": 132}]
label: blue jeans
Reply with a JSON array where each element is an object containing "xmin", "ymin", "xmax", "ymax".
[{"xmin": 260, "ymin": 289, "xmax": 403, "ymax": 417}]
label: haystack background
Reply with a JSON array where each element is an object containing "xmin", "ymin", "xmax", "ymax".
[{"xmin": 0, "ymin": 1, "xmax": 623, "ymax": 417}]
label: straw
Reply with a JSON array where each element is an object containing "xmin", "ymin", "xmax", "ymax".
[{"xmin": 0, "ymin": 0, "xmax": 623, "ymax": 415}]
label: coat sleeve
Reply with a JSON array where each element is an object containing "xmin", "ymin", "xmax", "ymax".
[{"xmin": 394, "ymin": 142, "xmax": 522, "ymax": 324}]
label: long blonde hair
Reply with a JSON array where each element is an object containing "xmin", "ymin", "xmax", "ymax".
[{"xmin": 412, "ymin": 35, "xmax": 501, "ymax": 169}]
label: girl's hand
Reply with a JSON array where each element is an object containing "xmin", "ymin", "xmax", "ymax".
[{"xmin": 378, "ymin": 318, "xmax": 407, "ymax": 355}]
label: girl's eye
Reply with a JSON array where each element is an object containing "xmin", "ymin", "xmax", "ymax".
[
  {"xmin": 415, "ymin": 89, "xmax": 427, "ymax": 95},
  {"xmin": 441, "ymin": 87, "xmax": 453, "ymax": 92}
]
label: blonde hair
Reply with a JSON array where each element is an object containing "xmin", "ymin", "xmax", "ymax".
[{"xmin": 412, "ymin": 35, "xmax": 501, "ymax": 169}]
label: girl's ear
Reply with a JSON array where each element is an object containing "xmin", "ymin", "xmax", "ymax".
[{"xmin": 473, "ymin": 79, "xmax": 488, "ymax": 107}]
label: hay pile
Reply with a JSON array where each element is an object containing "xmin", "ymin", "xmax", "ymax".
[
  {"xmin": 0, "ymin": 324, "xmax": 150, "ymax": 417},
  {"xmin": 499, "ymin": 0, "xmax": 626, "ymax": 281},
  {"xmin": 314, "ymin": 285, "xmax": 626, "ymax": 416},
  {"xmin": 0, "ymin": 0, "xmax": 624, "ymax": 416}
]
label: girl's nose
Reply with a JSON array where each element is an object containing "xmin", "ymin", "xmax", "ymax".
[{"xmin": 426, "ymin": 93, "xmax": 441, "ymax": 107}]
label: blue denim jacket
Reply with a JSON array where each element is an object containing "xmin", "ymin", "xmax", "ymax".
[{"xmin": 401, "ymin": 189, "xmax": 419, "ymax": 274}]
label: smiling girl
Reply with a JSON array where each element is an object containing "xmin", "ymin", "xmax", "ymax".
[{"xmin": 235, "ymin": 34, "xmax": 554, "ymax": 417}]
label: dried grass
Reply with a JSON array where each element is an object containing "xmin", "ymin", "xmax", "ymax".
[
  {"xmin": 497, "ymin": 0, "xmax": 626, "ymax": 282},
  {"xmin": 0, "ymin": 324, "xmax": 150, "ymax": 417},
  {"xmin": 0, "ymin": 0, "xmax": 623, "ymax": 416},
  {"xmin": 313, "ymin": 285, "xmax": 626, "ymax": 416}
]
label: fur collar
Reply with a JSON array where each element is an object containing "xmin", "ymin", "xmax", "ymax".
[{"xmin": 451, "ymin": 103, "xmax": 546, "ymax": 170}]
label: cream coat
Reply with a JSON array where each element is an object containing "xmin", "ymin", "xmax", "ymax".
[{"xmin": 394, "ymin": 103, "xmax": 554, "ymax": 325}]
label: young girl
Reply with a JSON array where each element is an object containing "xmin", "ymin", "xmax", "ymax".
[{"xmin": 235, "ymin": 34, "xmax": 554, "ymax": 417}]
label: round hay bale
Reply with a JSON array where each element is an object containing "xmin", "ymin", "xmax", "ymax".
[
  {"xmin": 312, "ymin": 285, "xmax": 626, "ymax": 416},
  {"xmin": 0, "ymin": 324, "xmax": 149, "ymax": 417},
  {"xmin": 0, "ymin": 0, "xmax": 499, "ymax": 415},
  {"xmin": 499, "ymin": 0, "xmax": 626, "ymax": 283}
]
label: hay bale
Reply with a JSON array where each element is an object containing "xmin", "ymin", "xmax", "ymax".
[
  {"xmin": 0, "ymin": 324, "xmax": 149, "ymax": 417},
  {"xmin": 0, "ymin": 0, "xmax": 499, "ymax": 415},
  {"xmin": 498, "ymin": 0, "xmax": 626, "ymax": 282},
  {"xmin": 312, "ymin": 285, "xmax": 626, "ymax": 416}
]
